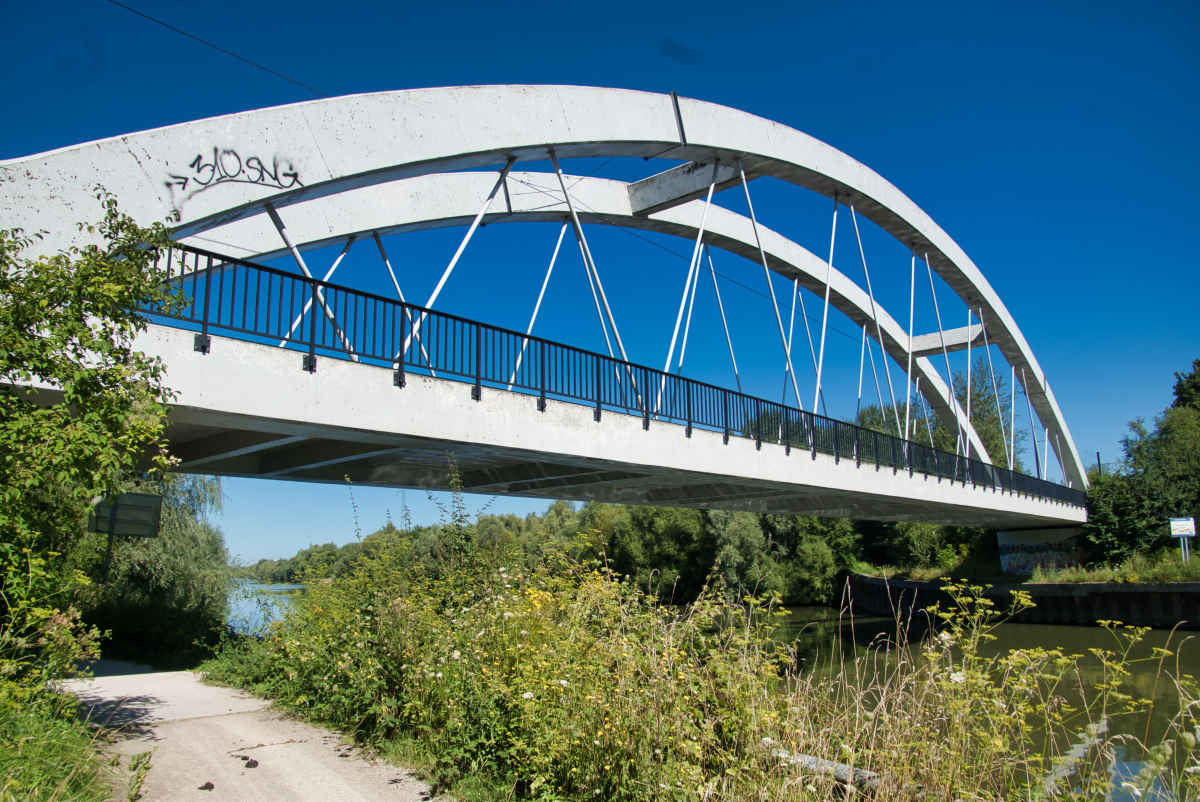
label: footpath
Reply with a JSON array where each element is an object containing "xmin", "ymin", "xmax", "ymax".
[{"xmin": 64, "ymin": 661, "xmax": 430, "ymax": 802}]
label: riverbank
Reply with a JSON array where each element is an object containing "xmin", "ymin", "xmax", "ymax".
[
  {"xmin": 850, "ymin": 573, "xmax": 1200, "ymax": 628},
  {"xmin": 202, "ymin": 551, "xmax": 1200, "ymax": 801}
]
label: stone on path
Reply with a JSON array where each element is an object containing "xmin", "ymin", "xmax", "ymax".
[{"xmin": 64, "ymin": 660, "xmax": 428, "ymax": 802}]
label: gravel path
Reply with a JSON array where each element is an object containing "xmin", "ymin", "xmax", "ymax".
[{"xmin": 65, "ymin": 661, "xmax": 430, "ymax": 802}]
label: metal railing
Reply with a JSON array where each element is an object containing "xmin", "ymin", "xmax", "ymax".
[{"xmin": 150, "ymin": 245, "xmax": 1086, "ymax": 509}]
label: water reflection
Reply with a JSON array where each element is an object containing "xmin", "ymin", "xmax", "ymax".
[
  {"xmin": 228, "ymin": 581, "xmax": 304, "ymax": 634},
  {"xmin": 770, "ymin": 605, "xmax": 1199, "ymax": 799}
]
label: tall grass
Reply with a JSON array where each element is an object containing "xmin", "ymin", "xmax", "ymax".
[
  {"xmin": 203, "ymin": 540, "xmax": 1200, "ymax": 801},
  {"xmin": 1034, "ymin": 549, "xmax": 1200, "ymax": 584},
  {"xmin": 0, "ymin": 682, "xmax": 139, "ymax": 802}
]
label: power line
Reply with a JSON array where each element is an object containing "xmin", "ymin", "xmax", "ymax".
[{"xmin": 104, "ymin": 0, "xmax": 329, "ymax": 99}]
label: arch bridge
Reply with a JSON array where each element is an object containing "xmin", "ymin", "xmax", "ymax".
[{"xmin": 0, "ymin": 85, "xmax": 1086, "ymax": 528}]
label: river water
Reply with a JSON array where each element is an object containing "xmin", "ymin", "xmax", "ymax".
[
  {"xmin": 773, "ymin": 605, "xmax": 1199, "ymax": 798},
  {"xmin": 227, "ymin": 581, "xmax": 305, "ymax": 633}
]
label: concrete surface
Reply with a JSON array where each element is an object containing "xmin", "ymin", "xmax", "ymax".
[
  {"xmin": 64, "ymin": 661, "xmax": 429, "ymax": 802},
  {"xmin": 126, "ymin": 324, "xmax": 1084, "ymax": 528}
]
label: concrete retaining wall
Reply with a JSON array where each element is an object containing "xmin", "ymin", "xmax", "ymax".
[{"xmin": 849, "ymin": 574, "xmax": 1200, "ymax": 630}]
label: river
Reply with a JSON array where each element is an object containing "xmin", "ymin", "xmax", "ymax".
[
  {"xmin": 773, "ymin": 605, "xmax": 1199, "ymax": 798},
  {"xmin": 227, "ymin": 581, "xmax": 306, "ymax": 633}
]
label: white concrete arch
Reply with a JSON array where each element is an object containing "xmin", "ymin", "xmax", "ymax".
[
  {"xmin": 0, "ymin": 85, "xmax": 1084, "ymax": 485},
  {"xmin": 182, "ymin": 170, "xmax": 993, "ymax": 464}
]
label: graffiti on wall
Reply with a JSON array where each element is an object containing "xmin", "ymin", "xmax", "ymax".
[
  {"xmin": 165, "ymin": 147, "xmax": 303, "ymax": 211},
  {"xmin": 996, "ymin": 530, "xmax": 1083, "ymax": 574}
]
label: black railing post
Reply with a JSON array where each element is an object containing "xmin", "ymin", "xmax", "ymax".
[
  {"xmin": 834, "ymin": 421, "xmax": 841, "ymax": 464},
  {"xmin": 394, "ymin": 304, "xmax": 406, "ymax": 387},
  {"xmin": 854, "ymin": 425, "xmax": 860, "ymax": 467},
  {"xmin": 472, "ymin": 324, "xmax": 482, "ymax": 401},
  {"xmin": 811, "ymin": 413, "xmax": 817, "ymax": 460},
  {"xmin": 754, "ymin": 400, "xmax": 762, "ymax": 450},
  {"xmin": 685, "ymin": 381, "xmax": 692, "ymax": 438},
  {"xmin": 538, "ymin": 340, "xmax": 547, "ymax": 412},
  {"xmin": 594, "ymin": 355, "xmax": 602, "ymax": 422},
  {"xmin": 874, "ymin": 430, "xmax": 881, "ymax": 471},
  {"xmin": 195, "ymin": 254, "xmax": 212, "ymax": 354},
  {"xmin": 642, "ymin": 368, "xmax": 650, "ymax": 430},
  {"xmin": 723, "ymin": 393, "xmax": 730, "ymax": 444},
  {"xmin": 784, "ymin": 410, "xmax": 791, "ymax": 455},
  {"xmin": 303, "ymin": 278, "xmax": 317, "ymax": 373}
]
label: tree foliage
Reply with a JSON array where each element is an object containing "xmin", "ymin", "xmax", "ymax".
[
  {"xmin": 82, "ymin": 475, "xmax": 231, "ymax": 664},
  {"xmin": 0, "ymin": 189, "xmax": 182, "ymax": 679},
  {"xmin": 1084, "ymin": 359, "xmax": 1200, "ymax": 559}
]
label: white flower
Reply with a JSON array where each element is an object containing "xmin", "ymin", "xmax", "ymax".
[
  {"xmin": 504, "ymin": 583, "xmax": 512, "ymax": 588},
  {"xmin": 520, "ymin": 630, "xmax": 529, "ymax": 636},
  {"xmin": 435, "ymin": 672, "xmax": 443, "ymax": 679},
  {"xmin": 559, "ymin": 680, "xmax": 569, "ymax": 687},
  {"xmin": 522, "ymin": 692, "xmax": 534, "ymax": 699},
  {"xmin": 949, "ymin": 671, "xmax": 966, "ymax": 684},
  {"xmin": 452, "ymin": 651, "xmax": 461, "ymax": 660},
  {"xmin": 594, "ymin": 740, "xmax": 601, "ymax": 746},
  {"xmin": 503, "ymin": 612, "xmax": 514, "ymax": 619},
  {"xmin": 475, "ymin": 630, "xmax": 485, "ymax": 639},
  {"xmin": 761, "ymin": 737, "xmax": 773, "ymax": 746},
  {"xmin": 938, "ymin": 631, "xmax": 952, "ymax": 642}
]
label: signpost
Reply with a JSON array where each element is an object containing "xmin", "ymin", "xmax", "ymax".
[
  {"xmin": 1170, "ymin": 517, "xmax": 1196, "ymax": 564},
  {"xmin": 88, "ymin": 493, "xmax": 164, "ymax": 583}
]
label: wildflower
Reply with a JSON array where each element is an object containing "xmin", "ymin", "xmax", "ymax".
[
  {"xmin": 520, "ymin": 630, "xmax": 529, "ymax": 636},
  {"xmin": 436, "ymin": 672, "xmax": 443, "ymax": 679},
  {"xmin": 594, "ymin": 740, "xmax": 601, "ymax": 746},
  {"xmin": 560, "ymin": 680, "xmax": 569, "ymax": 686},
  {"xmin": 475, "ymin": 630, "xmax": 485, "ymax": 639},
  {"xmin": 761, "ymin": 737, "xmax": 773, "ymax": 746},
  {"xmin": 452, "ymin": 651, "xmax": 461, "ymax": 660},
  {"xmin": 504, "ymin": 612, "xmax": 514, "ymax": 619},
  {"xmin": 949, "ymin": 671, "xmax": 966, "ymax": 684},
  {"xmin": 523, "ymin": 692, "xmax": 535, "ymax": 699}
]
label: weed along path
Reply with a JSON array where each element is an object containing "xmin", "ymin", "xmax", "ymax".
[{"xmin": 65, "ymin": 661, "xmax": 429, "ymax": 801}]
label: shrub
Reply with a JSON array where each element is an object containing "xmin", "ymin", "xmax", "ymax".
[{"xmin": 204, "ymin": 542, "xmax": 1200, "ymax": 801}]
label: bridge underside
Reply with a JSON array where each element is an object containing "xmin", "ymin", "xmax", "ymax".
[{"xmin": 123, "ymin": 325, "xmax": 1084, "ymax": 529}]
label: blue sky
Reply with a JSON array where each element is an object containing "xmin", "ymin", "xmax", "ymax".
[{"xmin": 3, "ymin": 0, "xmax": 1197, "ymax": 562}]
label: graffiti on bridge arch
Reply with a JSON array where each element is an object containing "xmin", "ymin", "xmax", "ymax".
[{"xmin": 165, "ymin": 147, "xmax": 303, "ymax": 210}]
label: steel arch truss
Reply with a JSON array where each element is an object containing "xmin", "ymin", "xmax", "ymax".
[{"xmin": 0, "ymin": 85, "xmax": 1086, "ymax": 487}]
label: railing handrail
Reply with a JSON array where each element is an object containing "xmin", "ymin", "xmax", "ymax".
[{"xmin": 153, "ymin": 243, "xmax": 1087, "ymax": 509}]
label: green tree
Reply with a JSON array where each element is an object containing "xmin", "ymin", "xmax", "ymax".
[
  {"xmin": 1174, "ymin": 358, "xmax": 1200, "ymax": 411},
  {"xmin": 82, "ymin": 475, "xmax": 231, "ymax": 664},
  {"xmin": 0, "ymin": 190, "xmax": 181, "ymax": 679},
  {"xmin": 1083, "ymin": 359, "xmax": 1200, "ymax": 559},
  {"xmin": 704, "ymin": 510, "xmax": 781, "ymax": 601}
]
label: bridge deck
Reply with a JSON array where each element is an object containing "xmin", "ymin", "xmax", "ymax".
[{"xmin": 138, "ymin": 325, "xmax": 1085, "ymax": 528}]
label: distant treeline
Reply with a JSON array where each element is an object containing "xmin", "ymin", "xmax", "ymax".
[{"xmin": 242, "ymin": 500, "xmax": 991, "ymax": 605}]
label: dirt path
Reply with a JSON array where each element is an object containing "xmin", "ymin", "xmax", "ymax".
[{"xmin": 65, "ymin": 661, "xmax": 430, "ymax": 802}]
